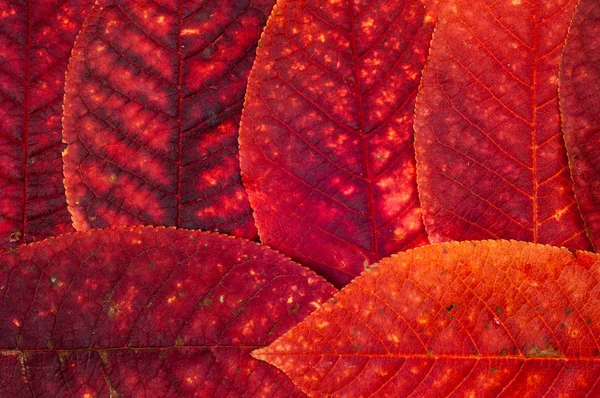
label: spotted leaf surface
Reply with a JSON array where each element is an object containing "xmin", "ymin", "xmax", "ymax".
[
  {"xmin": 0, "ymin": 0, "xmax": 92, "ymax": 249},
  {"xmin": 254, "ymin": 240, "xmax": 600, "ymax": 397},
  {"xmin": 0, "ymin": 226, "xmax": 335, "ymax": 396},
  {"xmin": 414, "ymin": 0, "xmax": 591, "ymax": 250},
  {"xmin": 239, "ymin": 0, "xmax": 433, "ymax": 287},
  {"xmin": 560, "ymin": 0, "xmax": 600, "ymax": 251},
  {"xmin": 62, "ymin": 0, "xmax": 275, "ymax": 238}
]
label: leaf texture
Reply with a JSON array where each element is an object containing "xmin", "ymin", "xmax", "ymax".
[
  {"xmin": 0, "ymin": 0, "xmax": 92, "ymax": 249},
  {"xmin": 239, "ymin": 0, "xmax": 433, "ymax": 287},
  {"xmin": 560, "ymin": 0, "xmax": 600, "ymax": 251},
  {"xmin": 0, "ymin": 226, "xmax": 336, "ymax": 396},
  {"xmin": 62, "ymin": 0, "xmax": 275, "ymax": 239},
  {"xmin": 414, "ymin": 0, "xmax": 592, "ymax": 250},
  {"xmin": 254, "ymin": 240, "xmax": 600, "ymax": 397}
]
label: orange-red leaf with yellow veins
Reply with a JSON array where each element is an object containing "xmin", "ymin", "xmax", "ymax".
[
  {"xmin": 560, "ymin": 0, "xmax": 600, "ymax": 251},
  {"xmin": 253, "ymin": 240, "xmax": 600, "ymax": 397},
  {"xmin": 239, "ymin": 0, "xmax": 433, "ymax": 287},
  {"xmin": 62, "ymin": 0, "xmax": 275, "ymax": 239},
  {"xmin": 414, "ymin": 0, "xmax": 592, "ymax": 250},
  {"xmin": 0, "ymin": 0, "xmax": 92, "ymax": 249},
  {"xmin": 0, "ymin": 226, "xmax": 336, "ymax": 396}
]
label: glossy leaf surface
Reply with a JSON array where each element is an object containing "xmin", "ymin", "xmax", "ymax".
[
  {"xmin": 254, "ymin": 240, "xmax": 600, "ymax": 397},
  {"xmin": 62, "ymin": 0, "xmax": 275, "ymax": 238},
  {"xmin": 0, "ymin": 0, "xmax": 91, "ymax": 248},
  {"xmin": 239, "ymin": 0, "xmax": 433, "ymax": 287},
  {"xmin": 560, "ymin": 0, "xmax": 600, "ymax": 251},
  {"xmin": 414, "ymin": 0, "xmax": 591, "ymax": 250},
  {"xmin": 0, "ymin": 226, "xmax": 335, "ymax": 396}
]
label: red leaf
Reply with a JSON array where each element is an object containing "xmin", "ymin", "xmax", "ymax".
[
  {"xmin": 239, "ymin": 0, "xmax": 433, "ymax": 287},
  {"xmin": 62, "ymin": 0, "xmax": 275, "ymax": 238},
  {"xmin": 0, "ymin": 226, "xmax": 335, "ymax": 396},
  {"xmin": 560, "ymin": 0, "xmax": 600, "ymax": 251},
  {"xmin": 0, "ymin": 0, "xmax": 92, "ymax": 249},
  {"xmin": 414, "ymin": 0, "xmax": 592, "ymax": 250},
  {"xmin": 254, "ymin": 240, "xmax": 600, "ymax": 396}
]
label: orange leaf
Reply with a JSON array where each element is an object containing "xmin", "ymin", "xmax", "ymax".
[{"xmin": 254, "ymin": 240, "xmax": 600, "ymax": 396}]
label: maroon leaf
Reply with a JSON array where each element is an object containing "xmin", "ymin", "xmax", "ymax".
[
  {"xmin": 62, "ymin": 0, "xmax": 276, "ymax": 238},
  {"xmin": 414, "ymin": 0, "xmax": 591, "ymax": 250},
  {"xmin": 0, "ymin": 226, "xmax": 335, "ymax": 396},
  {"xmin": 239, "ymin": 0, "xmax": 433, "ymax": 287},
  {"xmin": 0, "ymin": 0, "xmax": 92, "ymax": 249},
  {"xmin": 560, "ymin": 0, "xmax": 600, "ymax": 250}
]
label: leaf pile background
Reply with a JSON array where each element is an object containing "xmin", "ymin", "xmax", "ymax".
[{"xmin": 0, "ymin": 0, "xmax": 599, "ymax": 396}]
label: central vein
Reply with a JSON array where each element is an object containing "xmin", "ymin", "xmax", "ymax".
[
  {"xmin": 175, "ymin": 0, "xmax": 184, "ymax": 226},
  {"xmin": 348, "ymin": 1, "xmax": 378, "ymax": 262}
]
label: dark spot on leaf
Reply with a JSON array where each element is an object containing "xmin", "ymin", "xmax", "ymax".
[
  {"xmin": 8, "ymin": 231, "xmax": 22, "ymax": 243},
  {"xmin": 564, "ymin": 307, "xmax": 573, "ymax": 315},
  {"xmin": 445, "ymin": 303, "xmax": 456, "ymax": 312},
  {"xmin": 490, "ymin": 367, "xmax": 497, "ymax": 374},
  {"xmin": 525, "ymin": 344, "xmax": 561, "ymax": 358},
  {"xmin": 197, "ymin": 297, "xmax": 213, "ymax": 308},
  {"xmin": 495, "ymin": 306, "xmax": 502, "ymax": 315}
]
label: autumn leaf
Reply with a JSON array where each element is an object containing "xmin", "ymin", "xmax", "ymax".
[
  {"xmin": 239, "ymin": 0, "xmax": 433, "ymax": 287},
  {"xmin": 62, "ymin": 0, "xmax": 275, "ymax": 239},
  {"xmin": 0, "ymin": 0, "xmax": 92, "ymax": 249},
  {"xmin": 0, "ymin": 226, "xmax": 335, "ymax": 396},
  {"xmin": 254, "ymin": 240, "xmax": 600, "ymax": 396},
  {"xmin": 414, "ymin": 0, "xmax": 592, "ymax": 250},
  {"xmin": 560, "ymin": 0, "xmax": 600, "ymax": 251}
]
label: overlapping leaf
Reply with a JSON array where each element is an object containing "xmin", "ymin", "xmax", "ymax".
[
  {"xmin": 0, "ymin": 0, "xmax": 92, "ymax": 249},
  {"xmin": 414, "ymin": 0, "xmax": 591, "ymax": 250},
  {"xmin": 239, "ymin": 0, "xmax": 433, "ymax": 287},
  {"xmin": 254, "ymin": 240, "xmax": 600, "ymax": 396},
  {"xmin": 62, "ymin": 0, "xmax": 275, "ymax": 239},
  {"xmin": 0, "ymin": 226, "xmax": 335, "ymax": 396},
  {"xmin": 560, "ymin": 0, "xmax": 600, "ymax": 251}
]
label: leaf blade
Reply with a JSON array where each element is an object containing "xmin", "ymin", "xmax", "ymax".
[
  {"xmin": 560, "ymin": 0, "xmax": 600, "ymax": 251},
  {"xmin": 0, "ymin": 0, "xmax": 93, "ymax": 248},
  {"xmin": 62, "ymin": 0, "xmax": 274, "ymax": 238},
  {"xmin": 414, "ymin": 0, "xmax": 591, "ymax": 250},
  {"xmin": 239, "ymin": 0, "xmax": 433, "ymax": 287},
  {"xmin": 254, "ymin": 240, "xmax": 600, "ymax": 396},
  {"xmin": 0, "ymin": 226, "xmax": 335, "ymax": 396}
]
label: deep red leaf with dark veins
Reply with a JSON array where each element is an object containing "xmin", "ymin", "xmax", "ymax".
[
  {"xmin": 560, "ymin": 0, "xmax": 600, "ymax": 251},
  {"xmin": 239, "ymin": 0, "xmax": 433, "ymax": 287},
  {"xmin": 0, "ymin": 0, "xmax": 92, "ymax": 249},
  {"xmin": 62, "ymin": 0, "xmax": 275, "ymax": 238},
  {"xmin": 0, "ymin": 226, "xmax": 336, "ymax": 396},
  {"xmin": 414, "ymin": 0, "xmax": 592, "ymax": 250}
]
